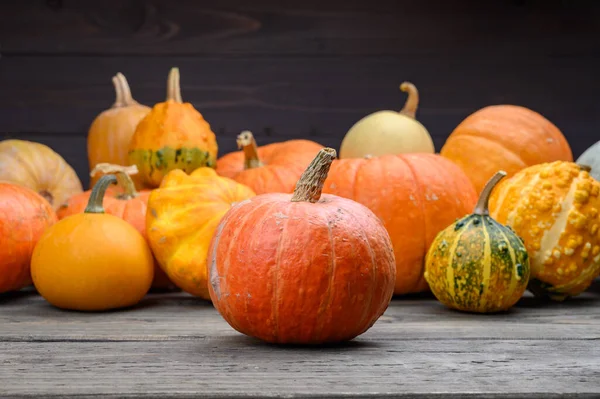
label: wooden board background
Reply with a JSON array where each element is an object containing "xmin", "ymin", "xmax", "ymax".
[{"xmin": 1, "ymin": 0, "xmax": 599, "ymax": 188}]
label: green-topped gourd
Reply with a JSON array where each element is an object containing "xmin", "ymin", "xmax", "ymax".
[{"xmin": 424, "ymin": 170, "xmax": 530, "ymax": 313}]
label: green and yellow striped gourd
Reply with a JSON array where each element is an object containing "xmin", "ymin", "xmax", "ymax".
[{"xmin": 424, "ymin": 171, "xmax": 530, "ymax": 313}]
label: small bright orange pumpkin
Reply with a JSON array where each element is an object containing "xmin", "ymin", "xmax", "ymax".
[
  {"xmin": 128, "ymin": 67, "xmax": 218, "ymax": 188},
  {"xmin": 208, "ymin": 148, "xmax": 396, "ymax": 344},
  {"xmin": 87, "ymin": 72, "xmax": 151, "ymax": 189},
  {"xmin": 0, "ymin": 139, "xmax": 83, "ymax": 211},
  {"xmin": 489, "ymin": 161, "xmax": 600, "ymax": 300},
  {"xmin": 31, "ymin": 175, "xmax": 154, "ymax": 311},
  {"xmin": 146, "ymin": 167, "xmax": 256, "ymax": 299},
  {"xmin": 57, "ymin": 163, "xmax": 176, "ymax": 290},
  {"xmin": 322, "ymin": 153, "xmax": 478, "ymax": 295},
  {"xmin": 440, "ymin": 105, "xmax": 573, "ymax": 193},
  {"xmin": 215, "ymin": 130, "xmax": 324, "ymax": 194},
  {"xmin": 0, "ymin": 183, "xmax": 57, "ymax": 293}
]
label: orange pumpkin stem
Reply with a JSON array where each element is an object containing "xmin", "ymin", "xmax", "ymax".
[
  {"xmin": 84, "ymin": 174, "xmax": 118, "ymax": 214},
  {"xmin": 90, "ymin": 163, "xmax": 140, "ymax": 200},
  {"xmin": 166, "ymin": 67, "xmax": 183, "ymax": 103},
  {"xmin": 236, "ymin": 130, "xmax": 263, "ymax": 169},
  {"xmin": 399, "ymin": 81, "xmax": 419, "ymax": 119},
  {"xmin": 474, "ymin": 170, "xmax": 507, "ymax": 216},
  {"xmin": 291, "ymin": 148, "xmax": 337, "ymax": 203},
  {"xmin": 112, "ymin": 73, "xmax": 138, "ymax": 108}
]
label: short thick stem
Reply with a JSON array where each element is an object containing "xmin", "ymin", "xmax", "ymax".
[
  {"xmin": 474, "ymin": 171, "xmax": 507, "ymax": 216},
  {"xmin": 84, "ymin": 175, "xmax": 118, "ymax": 214},
  {"xmin": 112, "ymin": 72, "xmax": 139, "ymax": 108},
  {"xmin": 90, "ymin": 163, "xmax": 139, "ymax": 200},
  {"xmin": 399, "ymin": 81, "xmax": 419, "ymax": 119},
  {"xmin": 236, "ymin": 131, "xmax": 263, "ymax": 169},
  {"xmin": 291, "ymin": 148, "xmax": 337, "ymax": 203},
  {"xmin": 578, "ymin": 164, "xmax": 592, "ymax": 173},
  {"xmin": 167, "ymin": 67, "xmax": 183, "ymax": 103}
]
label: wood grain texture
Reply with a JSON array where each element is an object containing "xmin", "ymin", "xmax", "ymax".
[
  {"xmin": 1, "ymin": 0, "xmax": 598, "ymax": 56},
  {"xmin": 0, "ymin": 284, "xmax": 599, "ymax": 398}
]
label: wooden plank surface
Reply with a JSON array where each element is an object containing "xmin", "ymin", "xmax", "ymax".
[{"xmin": 1, "ymin": 281, "xmax": 599, "ymax": 398}]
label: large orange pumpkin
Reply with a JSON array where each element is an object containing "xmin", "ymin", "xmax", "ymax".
[
  {"xmin": 489, "ymin": 161, "xmax": 600, "ymax": 300},
  {"xmin": 87, "ymin": 72, "xmax": 151, "ymax": 189},
  {"xmin": 0, "ymin": 139, "xmax": 83, "ymax": 211},
  {"xmin": 128, "ymin": 67, "xmax": 218, "ymax": 188},
  {"xmin": 31, "ymin": 174, "xmax": 155, "ymax": 311},
  {"xmin": 215, "ymin": 130, "xmax": 324, "ymax": 194},
  {"xmin": 208, "ymin": 148, "xmax": 396, "ymax": 344},
  {"xmin": 146, "ymin": 167, "xmax": 256, "ymax": 299},
  {"xmin": 56, "ymin": 163, "xmax": 175, "ymax": 290},
  {"xmin": 0, "ymin": 183, "xmax": 57, "ymax": 293},
  {"xmin": 440, "ymin": 105, "xmax": 573, "ymax": 193},
  {"xmin": 322, "ymin": 153, "xmax": 478, "ymax": 295}
]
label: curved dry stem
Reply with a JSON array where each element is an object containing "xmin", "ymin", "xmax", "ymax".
[
  {"xmin": 474, "ymin": 171, "xmax": 507, "ymax": 216},
  {"xmin": 115, "ymin": 72, "xmax": 138, "ymax": 106},
  {"xmin": 399, "ymin": 81, "xmax": 419, "ymax": 119},
  {"xmin": 91, "ymin": 163, "xmax": 139, "ymax": 199},
  {"xmin": 85, "ymin": 174, "xmax": 118, "ymax": 214},
  {"xmin": 236, "ymin": 130, "xmax": 263, "ymax": 169},
  {"xmin": 291, "ymin": 148, "xmax": 337, "ymax": 203},
  {"xmin": 167, "ymin": 67, "xmax": 183, "ymax": 103},
  {"xmin": 112, "ymin": 75, "xmax": 125, "ymax": 108}
]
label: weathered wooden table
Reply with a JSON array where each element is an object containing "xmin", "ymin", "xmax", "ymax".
[{"xmin": 2, "ymin": 281, "xmax": 600, "ymax": 398}]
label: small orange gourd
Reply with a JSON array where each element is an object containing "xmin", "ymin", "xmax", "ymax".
[
  {"xmin": 128, "ymin": 67, "xmax": 218, "ymax": 188},
  {"xmin": 31, "ymin": 175, "xmax": 154, "ymax": 311},
  {"xmin": 87, "ymin": 73, "xmax": 151, "ymax": 189}
]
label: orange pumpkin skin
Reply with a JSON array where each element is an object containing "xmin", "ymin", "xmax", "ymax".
[
  {"xmin": 440, "ymin": 105, "xmax": 573, "ymax": 193},
  {"xmin": 489, "ymin": 161, "xmax": 600, "ymax": 300},
  {"xmin": 57, "ymin": 166, "xmax": 175, "ymax": 290},
  {"xmin": 322, "ymin": 153, "xmax": 478, "ymax": 295},
  {"xmin": 0, "ymin": 183, "xmax": 57, "ymax": 293},
  {"xmin": 0, "ymin": 139, "xmax": 83, "ymax": 211},
  {"xmin": 208, "ymin": 149, "xmax": 396, "ymax": 344},
  {"xmin": 215, "ymin": 131, "xmax": 324, "ymax": 194}
]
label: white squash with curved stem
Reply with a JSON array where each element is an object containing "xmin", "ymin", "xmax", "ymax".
[{"xmin": 339, "ymin": 82, "xmax": 435, "ymax": 159}]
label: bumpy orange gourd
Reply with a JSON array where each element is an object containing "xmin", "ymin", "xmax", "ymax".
[
  {"xmin": 87, "ymin": 72, "xmax": 151, "ymax": 189},
  {"xmin": 31, "ymin": 175, "xmax": 154, "ymax": 311},
  {"xmin": 0, "ymin": 183, "xmax": 57, "ymax": 293},
  {"xmin": 489, "ymin": 161, "xmax": 600, "ymax": 300},
  {"xmin": 128, "ymin": 67, "xmax": 218, "ymax": 188},
  {"xmin": 440, "ymin": 105, "xmax": 573, "ymax": 193},
  {"xmin": 322, "ymin": 153, "xmax": 478, "ymax": 295},
  {"xmin": 339, "ymin": 81, "xmax": 434, "ymax": 159},
  {"xmin": 146, "ymin": 167, "xmax": 256, "ymax": 299},
  {"xmin": 0, "ymin": 139, "xmax": 82, "ymax": 211},
  {"xmin": 57, "ymin": 164, "xmax": 175, "ymax": 290},
  {"xmin": 215, "ymin": 130, "xmax": 324, "ymax": 194},
  {"xmin": 208, "ymin": 148, "xmax": 396, "ymax": 344}
]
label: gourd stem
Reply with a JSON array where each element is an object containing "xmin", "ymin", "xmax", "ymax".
[
  {"xmin": 84, "ymin": 175, "xmax": 118, "ymax": 214},
  {"xmin": 112, "ymin": 75, "xmax": 125, "ymax": 108},
  {"xmin": 291, "ymin": 148, "xmax": 337, "ymax": 203},
  {"xmin": 90, "ymin": 163, "xmax": 140, "ymax": 200},
  {"xmin": 237, "ymin": 130, "xmax": 263, "ymax": 169},
  {"xmin": 399, "ymin": 81, "xmax": 419, "ymax": 119},
  {"xmin": 577, "ymin": 164, "xmax": 592, "ymax": 173},
  {"xmin": 166, "ymin": 67, "xmax": 183, "ymax": 103},
  {"xmin": 474, "ymin": 171, "xmax": 507, "ymax": 216},
  {"xmin": 115, "ymin": 72, "xmax": 138, "ymax": 106}
]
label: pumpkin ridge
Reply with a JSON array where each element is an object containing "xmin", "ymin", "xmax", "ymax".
[
  {"xmin": 313, "ymin": 211, "xmax": 337, "ymax": 342},
  {"xmin": 479, "ymin": 216, "xmax": 493, "ymax": 309},
  {"xmin": 449, "ymin": 129, "xmax": 525, "ymax": 164},
  {"xmin": 401, "ymin": 155, "xmax": 429, "ymax": 292},
  {"xmin": 496, "ymin": 223, "xmax": 520, "ymax": 296},
  {"xmin": 271, "ymin": 205, "xmax": 291, "ymax": 342},
  {"xmin": 534, "ymin": 174, "xmax": 578, "ymax": 271},
  {"xmin": 445, "ymin": 217, "xmax": 474, "ymax": 301},
  {"xmin": 344, "ymin": 207, "xmax": 379, "ymax": 335}
]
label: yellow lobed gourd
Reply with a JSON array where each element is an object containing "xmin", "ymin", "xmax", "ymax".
[
  {"xmin": 424, "ymin": 171, "xmax": 530, "ymax": 313},
  {"xmin": 339, "ymin": 82, "xmax": 434, "ymax": 159},
  {"xmin": 489, "ymin": 161, "xmax": 600, "ymax": 300}
]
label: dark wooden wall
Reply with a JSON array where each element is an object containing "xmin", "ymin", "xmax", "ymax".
[{"xmin": 1, "ymin": 0, "xmax": 599, "ymax": 187}]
